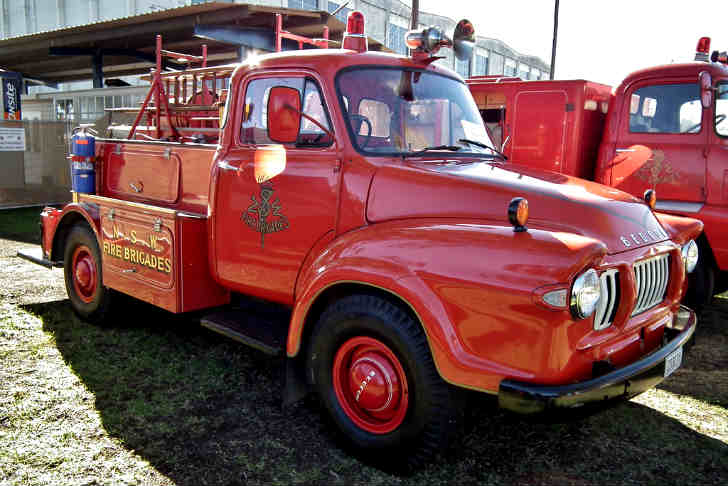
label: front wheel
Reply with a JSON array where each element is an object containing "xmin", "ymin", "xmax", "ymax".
[
  {"xmin": 63, "ymin": 225, "xmax": 114, "ymax": 323},
  {"xmin": 307, "ymin": 294, "xmax": 462, "ymax": 471}
]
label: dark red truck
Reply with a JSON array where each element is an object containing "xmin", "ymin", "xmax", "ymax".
[{"xmin": 468, "ymin": 38, "xmax": 728, "ymax": 310}]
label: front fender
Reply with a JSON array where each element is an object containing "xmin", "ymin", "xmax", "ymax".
[
  {"xmin": 654, "ymin": 212, "xmax": 703, "ymax": 246},
  {"xmin": 289, "ymin": 219, "xmax": 608, "ymax": 393}
]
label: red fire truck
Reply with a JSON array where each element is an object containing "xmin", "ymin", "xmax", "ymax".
[
  {"xmin": 19, "ymin": 13, "xmax": 703, "ymax": 469},
  {"xmin": 468, "ymin": 38, "xmax": 728, "ymax": 311}
]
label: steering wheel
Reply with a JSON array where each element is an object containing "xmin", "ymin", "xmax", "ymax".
[
  {"xmin": 349, "ymin": 114, "xmax": 372, "ymax": 148},
  {"xmin": 684, "ymin": 114, "xmax": 727, "ymax": 133}
]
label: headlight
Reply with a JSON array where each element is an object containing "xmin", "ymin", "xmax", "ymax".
[
  {"xmin": 570, "ymin": 268, "xmax": 601, "ymax": 319},
  {"xmin": 682, "ymin": 240, "xmax": 699, "ymax": 273}
]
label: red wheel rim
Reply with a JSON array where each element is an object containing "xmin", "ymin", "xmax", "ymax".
[
  {"xmin": 71, "ymin": 245, "xmax": 97, "ymax": 303},
  {"xmin": 332, "ymin": 336, "xmax": 409, "ymax": 434}
]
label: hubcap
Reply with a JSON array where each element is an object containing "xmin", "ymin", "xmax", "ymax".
[
  {"xmin": 333, "ymin": 336, "xmax": 409, "ymax": 434},
  {"xmin": 71, "ymin": 245, "xmax": 97, "ymax": 303}
]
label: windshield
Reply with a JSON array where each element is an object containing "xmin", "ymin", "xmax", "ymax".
[
  {"xmin": 336, "ymin": 67, "xmax": 495, "ymax": 156},
  {"xmin": 716, "ymin": 81, "xmax": 728, "ymax": 137}
]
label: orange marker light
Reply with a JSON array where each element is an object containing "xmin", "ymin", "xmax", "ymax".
[
  {"xmin": 644, "ymin": 189, "xmax": 656, "ymax": 210},
  {"xmin": 508, "ymin": 197, "xmax": 529, "ymax": 232}
]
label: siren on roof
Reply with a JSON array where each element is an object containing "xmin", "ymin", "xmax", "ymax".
[
  {"xmin": 405, "ymin": 19, "xmax": 475, "ymax": 63},
  {"xmin": 342, "ymin": 11, "xmax": 367, "ymax": 53}
]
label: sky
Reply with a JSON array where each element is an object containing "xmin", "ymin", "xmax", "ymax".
[{"xmin": 418, "ymin": 0, "xmax": 728, "ymax": 87}]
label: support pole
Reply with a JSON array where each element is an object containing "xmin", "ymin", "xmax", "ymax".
[
  {"xmin": 92, "ymin": 49, "xmax": 103, "ymax": 88},
  {"xmin": 550, "ymin": 0, "xmax": 559, "ymax": 80}
]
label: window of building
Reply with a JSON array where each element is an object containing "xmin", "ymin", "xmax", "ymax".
[
  {"xmin": 328, "ymin": 1, "xmax": 351, "ymax": 23},
  {"xmin": 504, "ymin": 59, "xmax": 517, "ymax": 76},
  {"xmin": 628, "ymin": 83, "xmax": 702, "ymax": 133},
  {"xmin": 456, "ymin": 57, "xmax": 471, "ymax": 78},
  {"xmin": 474, "ymin": 49, "xmax": 489, "ymax": 76},
  {"xmin": 288, "ymin": 0, "xmax": 318, "ymax": 11},
  {"xmin": 241, "ymin": 77, "xmax": 332, "ymax": 146},
  {"xmin": 386, "ymin": 14, "xmax": 409, "ymax": 55},
  {"xmin": 518, "ymin": 63, "xmax": 530, "ymax": 79}
]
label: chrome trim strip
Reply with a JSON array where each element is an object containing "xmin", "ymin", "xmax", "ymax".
[{"xmin": 654, "ymin": 200, "xmax": 704, "ymax": 214}]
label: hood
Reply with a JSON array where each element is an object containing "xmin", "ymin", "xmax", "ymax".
[{"xmin": 366, "ymin": 160, "xmax": 668, "ymax": 255}]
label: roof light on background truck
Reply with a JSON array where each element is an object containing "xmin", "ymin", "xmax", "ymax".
[{"xmin": 695, "ymin": 37, "xmax": 711, "ymax": 61}]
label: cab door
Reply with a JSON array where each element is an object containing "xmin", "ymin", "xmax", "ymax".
[
  {"xmin": 214, "ymin": 73, "xmax": 340, "ymax": 304},
  {"xmin": 610, "ymin": 79, "xmax": 707, "ymax": 204}
]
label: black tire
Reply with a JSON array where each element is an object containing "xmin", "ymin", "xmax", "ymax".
[
  {"xmin": 307, "ymin": 294, "xmax": 463, "ymax": 471},
  {"xmin": 685, "ymin": 256, "xmax": 715, "ymax": 312},
  {"xmin": 63, "ymin": 225, "xmax": 113, "ymax": 323}
]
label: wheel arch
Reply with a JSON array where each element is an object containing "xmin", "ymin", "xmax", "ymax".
[
  {"xmin": 51, "ymin": 204, "xmax": 101, "ymax": 262},
  {"xmin": 292, "ymin": 280, "xmax": 428, "ymax": 361}
]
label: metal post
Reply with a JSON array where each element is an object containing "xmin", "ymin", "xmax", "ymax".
[
  {"xmin": 155, "ymin": 34, "xmax": 162, "ymax": 139},
  {"xmin": 275, "ymin": 13, "xmax": 282, "ymax": 52},
  {"xmin": 92, "ymin": 49, "xmax": 103, "ymax": 89},
  {"xmin": 410, "ymin": 0, "xmax": 419, "ymax": 30},
  {"xmin": 550, "ymin": 0, "xmax": 559, "ymax": 80}
]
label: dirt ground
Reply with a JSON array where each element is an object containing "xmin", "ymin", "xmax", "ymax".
[{"xmin": 1, "ymin": 232, "xmax": 726, "ymax": 485}]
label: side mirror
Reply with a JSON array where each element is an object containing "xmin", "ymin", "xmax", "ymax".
[
  {"xmin": 268, "ymin": 86, "xmax": 301, "ymax": 143},
  {"xmin": 699, "ymin": 71, "xmax": 713, "ymax": 108}
]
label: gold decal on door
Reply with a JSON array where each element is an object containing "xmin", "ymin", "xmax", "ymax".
[
  {"xmin": 242, "ymin": 182, "xmax": 289, "ymax": 248},
  {"xmin": 636, "ymin": 149, "xmax": 680, "ymax": 188}
]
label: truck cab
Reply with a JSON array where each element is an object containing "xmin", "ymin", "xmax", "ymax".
[{"xmin": 597, "ymin": 59, "xmax": 728, "ymax": 305}]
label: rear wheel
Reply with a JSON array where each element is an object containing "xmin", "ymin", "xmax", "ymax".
[
  {"xmin": 63, "ymin": 225, "xmax": 113, "ymax": 323},
  {"xmin": 307, "ymin": 294, "xmax": 462, "ymax": 471}
]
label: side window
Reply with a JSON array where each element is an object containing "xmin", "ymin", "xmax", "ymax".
[
  {"xmin": 240, "ymin": 77, "xmax": 332, "ymax": 146},
  {"xmin": 298, "ymin": 79, "xmax": 333, "ymax": 146},
  {"xmin": 716, "ymin": 83, "xmax": 728, "ymax": 137},
  {"xmin": 358, "ymin": 99, "xmax": 391, "ymax": 137},
  {"xmin": 628, "ymin": 83, "xmax": 701, "ymax": 134},
  {"xmin": 241, "ymin": 77, "xmax": 302, "ymax": 145}
]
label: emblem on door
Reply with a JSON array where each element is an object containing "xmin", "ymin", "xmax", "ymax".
[
  {"xmin": 636, "ymin": 149, "xmax": 680, "ymax": 188},
  {"xmin": 242, "ymin": 182, "xmax": 289, "ymax": 248}
]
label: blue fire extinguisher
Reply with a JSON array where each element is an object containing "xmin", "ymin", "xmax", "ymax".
[{"xmin": 70, "ymin": 124, "xmax": 97, "ymax": 194}]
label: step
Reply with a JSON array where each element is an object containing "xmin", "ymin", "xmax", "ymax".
[{"xmin": 200, "ymin": 307, "xmax": 289, "ymax": 356}]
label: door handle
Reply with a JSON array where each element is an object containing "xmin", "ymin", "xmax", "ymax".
[
  {"xmin": 615, "ymin": 148, "xmax": 636, "ymax": 153},
  {"xmin": 218, "ymin": 161, "xmax": 242, "ymax": 173}
]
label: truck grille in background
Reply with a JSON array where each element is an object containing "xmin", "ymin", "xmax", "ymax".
[
  {"xmin": 593, "ymin": 269, "xmax": 619, "ymax": 330},
  {"xmin": 631, "ymin": 253, "xmax": 670, "ymax": 316}
]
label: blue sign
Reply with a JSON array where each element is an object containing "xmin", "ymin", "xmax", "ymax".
[{"xmin": 2, "ymin": 72, "xmax": 22, "ymax": 120}]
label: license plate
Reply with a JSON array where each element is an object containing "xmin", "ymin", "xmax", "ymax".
[{"xmin": 664, "ymin": 346, "xmax": 683, "ymax": 378}]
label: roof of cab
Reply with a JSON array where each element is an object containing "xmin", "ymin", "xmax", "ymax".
[{"xmin": 230, "ymin": 48, "xmax": 462, "ymax": 83}]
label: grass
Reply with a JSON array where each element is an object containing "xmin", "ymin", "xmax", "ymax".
[
  {"xmin": 0, "ymin": 208, "xmax": 726, "ymax": 484},
  {"xmin": 0, "ymin": 206, "xmax": 43, "ymax": 243}
]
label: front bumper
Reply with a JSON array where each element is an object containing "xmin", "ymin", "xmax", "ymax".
[{"xmin": 498, "ymin": 305, "xmax": 696, "ymax": 414}]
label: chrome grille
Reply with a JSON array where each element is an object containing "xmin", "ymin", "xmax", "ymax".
[
  {"xmin": 631, "ymin": 253, "xmax": 670, "ymax": 316},
  {"xmin": 593, "ymin": 269, "xmax": 619, "ymax": 330}
]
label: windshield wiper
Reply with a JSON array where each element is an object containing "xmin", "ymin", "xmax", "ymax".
[
  {"xmin": 458, "ymin": 138, "xmax": 508, "ymax": 160},
  {"xmin": 409, "ymin": 145, "xmax": 461, "ymax": 157}
]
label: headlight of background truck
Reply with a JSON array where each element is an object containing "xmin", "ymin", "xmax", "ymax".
[
  {"xmin": 681, "ymin": 240, "xmax": 699, "ymax": 274},
  {"xmin": 570, "ymin": 268, "xmax": 601, "ymax": 319}
]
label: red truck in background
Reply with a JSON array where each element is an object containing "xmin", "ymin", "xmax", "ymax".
[
  {"xmin": 18, "ymin": 13, "xmax": 703, "ymax": 470},
  {"xmin": 468, "ymin": 38, "xmax": 728, "ymax": 311}
]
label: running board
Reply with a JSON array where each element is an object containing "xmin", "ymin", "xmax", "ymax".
[{"xmin": 200, "ymin": 308, "xmax": 288, "ymax": 356}]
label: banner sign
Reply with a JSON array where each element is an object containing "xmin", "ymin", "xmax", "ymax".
[
  {"xmin": 1, "ymin": 72, "xmax": 22, "ymax": 120},
  {"xmin": 0, "ymin": 127, "xmax": 26, "ymax": 151}
]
